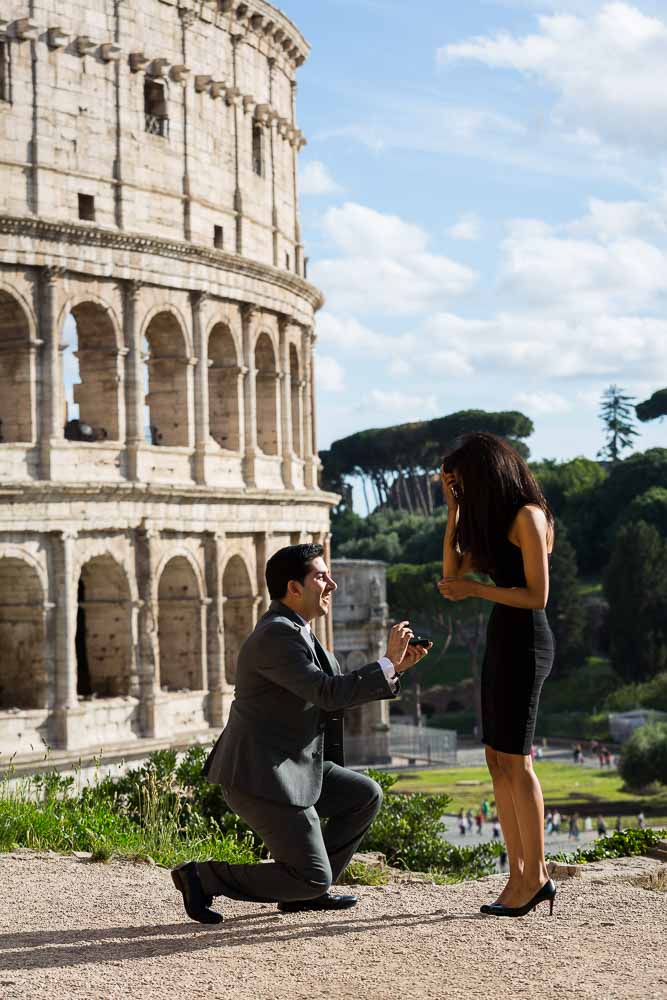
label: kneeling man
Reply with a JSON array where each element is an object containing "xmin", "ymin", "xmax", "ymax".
[{"xmin": 172, "ymin": 543, "xmax": 430, "ymax": 923}]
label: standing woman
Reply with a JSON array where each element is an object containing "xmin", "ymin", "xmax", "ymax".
[{"xmin": 437, "ymin": 433, "xmax": 556, "ymax": 917}]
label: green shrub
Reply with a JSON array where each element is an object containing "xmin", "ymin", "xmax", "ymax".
[
  {"xmin": 537, "ymin": 711, "xmax": 609, "ymax": 741},
  {"xmin": 551, "ymin": 826, "xmax": 667, "ymax": 864},
  {"xmin": 604, "ymin": 672, "xmax": 667, "ymax": 713},
  {"xmin": 363, "ymin": 770, "xmax": 499, "ymax": 880},
  {"xmin": 618, "ymin": 723, "xmax": 667, "ymax": 789}
]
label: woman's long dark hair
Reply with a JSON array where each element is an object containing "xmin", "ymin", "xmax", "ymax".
[{"xmin": 442, "ymin": 433, "xmax": 553, "ymax": 573}]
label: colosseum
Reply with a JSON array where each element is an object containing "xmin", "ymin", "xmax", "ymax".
[{"xmin": 0, "ymin": 0, "xmax": 337, "ymax": 768}]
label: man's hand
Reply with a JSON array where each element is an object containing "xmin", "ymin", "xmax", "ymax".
[
  {"xmin": 385, "ymin": 621, "xmax": 433, "ymax": 674},
  {"xmin": 437, "ymin": 577, "xmax": 476, "ymax": 602},
  {"xmin": 396, "ymin": 641, "xmax": 433, "ymax": 674}
]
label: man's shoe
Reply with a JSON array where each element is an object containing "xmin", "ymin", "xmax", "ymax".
[
  {"xmin": 278, "ymin": 892, "xmax": 358, "ymax": 913},
  {"xmin": 171, "ymin": 862, "xmax": 223, "ymax": 924}
]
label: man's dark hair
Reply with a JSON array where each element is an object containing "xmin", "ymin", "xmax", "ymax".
[{"xmin": 266, "ymin": 543, "xmax": 324, "ymax": 600}]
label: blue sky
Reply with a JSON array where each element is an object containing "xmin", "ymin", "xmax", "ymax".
[{"xmin": 284, "ymin": 0, "xmax": 667, "ymax": 463}]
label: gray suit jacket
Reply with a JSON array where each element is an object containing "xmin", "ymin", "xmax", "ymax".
[{"xmin": 204, "ymin": 600, "xmax": 399, "ymax": 807}]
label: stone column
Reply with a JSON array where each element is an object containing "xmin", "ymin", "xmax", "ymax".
[
  {"xmin": 278, "ymin": 317, "xmax": 295, "ymax": 488},
  {"xmin": 303, "ymin": 326, "xmax": 319, "ymax": 489},
  {"xmin": 254, "ymin": 531, "xmax": 272, "ymax": 617},
  {"xmin": 124, "ymin": 280, "xmax": 145, "ymax": 481},
  {"xmin": 191, "ymin": 291, "xmax": 210, "ymax": 485},
  {"xmin": 242, "ymin": 305, "xmax": 259, "ymax": 487},
  {"xmin": 290, "ymin": 79, "xmax": 304, "ymax": 277},
  {"xmin": 135, "ymin": 521, "xmax": 161, "ymax": 738},
  {"xmin": 52, "ymin": 530, "xmax": 81, "ymax": 748},
  {"xmin": 39, "ymin": 265, "xmax": 65, "ymax": 480},
  {"xmin": 203, "ymin": 532, "xmax": 226, "ymax": 727},
  {"xmin": 199, "ymin": 598, "xmax": 210, "ymax": 694}
]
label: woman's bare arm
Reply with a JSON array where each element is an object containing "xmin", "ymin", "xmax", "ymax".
[{"xmin": 439, "ymin": 506, "xmax": 551, "ymax": 610}]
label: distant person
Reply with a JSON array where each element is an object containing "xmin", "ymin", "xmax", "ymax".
[
  {"xmin": 597, "ymin": 815, "xmax": 607, "ymax": 837},
  {"xmin": 598, "ymin": 748, "xmax": 605, "ymax": 769},
  {"xmin": 475, "ymin": 810, "xmax": 484, "ymax": 834},
  {"xmin": 573, "ymin": 743, "xmax": 580, "ymax": 765},
  {"xmin": 482, "ymin": 798, "xmax": 491, "ymax": 821},
  {"xmin": 615, "ymin": 816, "xmax": 623, "ymax": 833},
  {"xmin": 466, "ymin": 808, "xmax": 474, "ymax": 833},
  {"xmin": 584, "ymin": 815, "xmax": 593, "ymax": 833},
  {"xmin": 458, "ymin": 808, "xmax": 467, "ymax": 836},
  {"xmin": 569, "ymin": 814, "xmax": 580, "ymax": 840},
  {"xmin": 603, "ymin": 747, "xmax": 613, "ymax": 768},
  {"xmin": 535, "ymin": 745, "xmax": 544, "ymax": 761},
  {"xmin": 545, "ymin": 809, "xmax": 553, "ymax": 835},
  {"xmin": 438, "ymin": 435, "xmax": 556, "ymax": 918},
  {"xmin": 492, "ymin": 815, "xmax": 502, "ymax": 841},
  {"xmin": 637, "ymin": 811, "xmax": 646, "ymax": 829},
  {"xmin": 552, "ymin": 809, "xmax": 561, "ymax": 835}
]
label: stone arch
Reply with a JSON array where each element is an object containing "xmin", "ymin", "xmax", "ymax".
[
  {"xmin": 255, "ymin": 331, "xmax": 278, "ymax": 455},
  {"xmin": 62, "ymin": 299, "xmax": 123, "ymax": 441},
  {"xmin": 143, "ymin": 309, "xmax": 190, "ymax": 447},
  {"xmin": 222, "ymin": 554, "xmax": 255, "ymax": 685},
  {"xmin": 157, "ymin": 555, "xmax": 204, "ymax": 692},
  {"xmin": 0, "ymin": 286, "xmax": 36, "ymax": 443},
  {"xmin": 289, "ymin": 342, "xmax": 302, "ymax": 457},
  {"xmin": 0, "ymin": 556, "xmax": 47, "ymax": 709},
  {"xmin": 76, "ymin": 555, "xmax": 133, "ymax": 699},
  {"xmin": 208, "ymin": 322, "xmax": 240, "ymax": 451}
]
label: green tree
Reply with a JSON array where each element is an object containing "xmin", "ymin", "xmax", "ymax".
[
  {"xmin": 598, "ymin": 385, "xmax": 639, "ymax": 463},
  {"xmin": 618, "ymin": 722, "xmax": 667, "ymax": 789},
  {"xmin": 619, "ymin": 487, "xmax": 667, "ymax": 538},
  {"xmin": 604, "ymin": 521, "xmax": 667, "ymax": 683},
  {"xmin": 636, "ymin": 387, "xmax": 667, "ymax": 423},
  {"xmin": 547, "ymin": 521, "xmax": 589, "ymax": 674}
]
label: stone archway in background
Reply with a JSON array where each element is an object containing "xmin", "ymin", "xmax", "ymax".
[
  {"xmin": 157, "ymin": 556, "xmax": 203, "ymax": 692},
  {"xmin": 76, "ymin": 555, "xmax": 133, "ymax": 699},
  {"xmin": 0, "ymin": 289, "xmax": 34, "ymax": 444},
  {"xmin": 222, "ymin": 555, "xmax": 254, "ymax": 685},
  {"xmin": 208, "ymin": 323, "xmax": 240, "ymax": 451},
  {"xmin": 254, "ymin": 332, "xmax": 278, "ymax": 455},
  {"xmin": 0, "ymin": 557, "xmax": 47, "ymax": 710},
  {"xmin": 144, "ymin": 311, "xmax": 190, "ymax": 447}
]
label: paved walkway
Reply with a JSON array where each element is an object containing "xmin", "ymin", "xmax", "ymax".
[{"xmin": 2, "ymin": 850, "xmax": 665, "ymax": 1000}]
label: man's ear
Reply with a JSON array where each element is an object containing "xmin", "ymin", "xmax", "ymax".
[{"xmin": 286, "ymin": 579, "xmax": 303, "ymax": 599}]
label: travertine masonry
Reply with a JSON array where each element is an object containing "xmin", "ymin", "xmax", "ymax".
[{"xmin": 0, "ymin": 0, "xmax": 336, "ymax": 762}]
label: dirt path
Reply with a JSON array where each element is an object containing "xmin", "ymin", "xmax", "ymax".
[{"xmin": 0, "ymin": 851, "xmax": 665, "ymax": 1000}]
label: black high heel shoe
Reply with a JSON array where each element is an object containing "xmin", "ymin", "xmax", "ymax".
[{"xmin": 480, "ymin": 879, "xmax": 556, "ymax": 918}]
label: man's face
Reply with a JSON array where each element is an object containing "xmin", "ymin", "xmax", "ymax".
[{"xmin": 297, "ymin": 556, "xmax": 337, "ymax": 620}]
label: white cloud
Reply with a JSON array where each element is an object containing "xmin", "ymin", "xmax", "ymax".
[
  {"xmin": 317, "ymin": 312, "xmax": 416, "ymax": 355},
  {"xmin": 514, "ymin": 391, "xmax": 572, "ymax": 415},
  {"xmin": 440, "ymin": 3, "xmax": 667, "ymax": 153},
  {"xmin": 300, "ymin": 161, "xmax": 342, "ymax": 196},
  {"xmin": 310, "ymin": 203, "xmax": 477, "ymax": 316},
  {"xmin": 316, "ymin": 355, "xmax": 346, "ymax": 393},
  {"xmin": 448, "ymin": 213, "xmax": 482, "ymax": 241},
  {"xmin": 368, "ymin": 388, "xmax": 439, "ymax": 421}
]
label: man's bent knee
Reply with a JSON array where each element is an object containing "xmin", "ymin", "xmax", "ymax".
[{"xmin": 297, "ymin": 862, "xmax": 332, "ymax": 899}]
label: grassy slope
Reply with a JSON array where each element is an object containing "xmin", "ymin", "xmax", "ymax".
[{"xmin": 392, "ymin": 761, "xmax": 667, "ymax": 816}]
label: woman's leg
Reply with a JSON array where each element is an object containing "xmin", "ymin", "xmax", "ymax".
[
  {"xmin": 495, "ymin": 751, "xmax": 550, "ymax": 906},
  {"xmin": 485, "ymin": 747, "xmax": 525, "ymax": 904}
]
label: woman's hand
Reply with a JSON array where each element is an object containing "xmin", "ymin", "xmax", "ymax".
[
  {"xmin": 440, "ymin": 465, "xmax": 459, "ymax": 511},
  {"xmin": 438, "ymin": 577, "xmax": 476, "ymax": 602}
]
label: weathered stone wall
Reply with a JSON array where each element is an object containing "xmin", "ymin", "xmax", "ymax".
[
  {"xmin": 332, "ymin": 560, "xmax": 392, "ymax": 766},
  {"xmin": 0, "ymin": 2, "xmax": 336, "ymax": 763}
]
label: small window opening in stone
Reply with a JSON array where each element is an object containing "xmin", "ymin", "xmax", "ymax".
[
  {"xmin": 252, "ymin": 124, "xmax": 264, "ymax": 177},
  {"xmin": 145, "ymin": 79, "xmax": 169, "ymax": 138},
  {"xmin": 285, "ymin": 251, "xmax": 291, "ymax": 271},
  {"xmin": 0, "ymin": 43, "xmax": 9, "ymax": 103},
  {"xmin": 304, "ymin": 256, "xmax": 309, "ymax": 280},
  {"xmin": 78, "ymin": 193, "xmax": 95, "ymax": 222},
  {"xmin": 214, "ymin": 225, "xmax": 224, "ymax": 249}
]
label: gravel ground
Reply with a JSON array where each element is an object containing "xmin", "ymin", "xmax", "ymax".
[{"xmin": 0, "ymin": 851, "xmax": 665, "ymax": 1000}]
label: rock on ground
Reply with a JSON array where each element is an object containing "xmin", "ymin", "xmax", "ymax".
[{"xmin": 0, "ymin": 851, "xmax": 665, "ymax": 1000}]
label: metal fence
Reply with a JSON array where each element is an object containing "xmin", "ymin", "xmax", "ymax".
[{"xmin": 389, "ymin": 723, "xmax": 457, "ymax": 766}]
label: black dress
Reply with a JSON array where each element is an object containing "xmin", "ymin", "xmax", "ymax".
[{"xmin": 481, "ymin": 537, "xmax": 554, "ymax": 755}]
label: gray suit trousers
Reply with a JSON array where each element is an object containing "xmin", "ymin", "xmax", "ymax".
[{"xmin": 197, "ymin": 763, "xmax": 382, "ymax": 902}]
